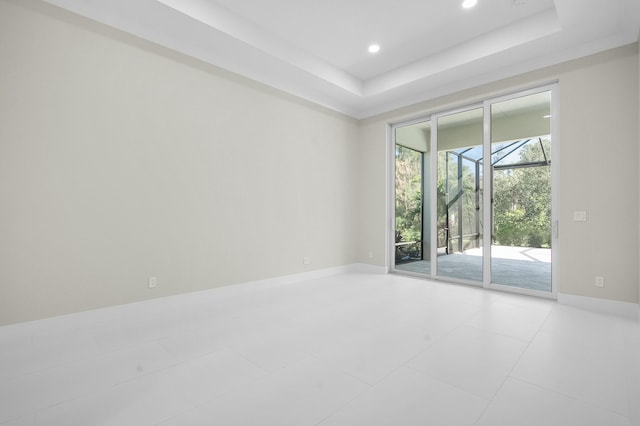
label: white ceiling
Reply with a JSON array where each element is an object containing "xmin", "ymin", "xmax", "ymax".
[{"xmin": 43, "ymin": 0, "xmax": 640, "ymax": 118}]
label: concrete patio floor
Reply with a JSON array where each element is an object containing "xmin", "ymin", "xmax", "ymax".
[{"xmin": 395, "ymin": 246, "xmax": 552, "ymax": 292}]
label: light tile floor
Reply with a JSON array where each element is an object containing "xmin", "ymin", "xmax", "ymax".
[{"xmin": 0, "ymin": 272, "xmax": 638, "ymax": 425}]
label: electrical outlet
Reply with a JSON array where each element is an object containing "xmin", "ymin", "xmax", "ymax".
[
  {"xmin": 148, "ymin": 276, "xmax": 157, "ymax": 289},
  {"xmin": 595, "ymin": 276, "xmax": 604, "ymax": 288},
  {"xmin": 574, "ymin": 211, "xmax": 587, "ymax": 222},
  {"xmin": 303, "ymin": 257, "xmax": 311, "ymax": 265}
]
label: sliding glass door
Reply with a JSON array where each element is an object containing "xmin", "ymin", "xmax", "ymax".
[
  {"xmin": 394, "ymin": 120, "xmax": 431, "ymax": 275},
  {"xmin": 391, "ymin": 86, "xmax": 555, "ymax": 297},
  {"xmin": 489, "ymin": 91, "xmax": 552, "ymax": 292},
  {"xmin": 436, "ymin": 108, "xmax": 483, "ymax": 283}
]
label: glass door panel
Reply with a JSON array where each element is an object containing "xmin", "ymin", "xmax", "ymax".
[
  {"xmin": 391, "ymin": 86, "xmax": 555, "ymax": 297},
  {"xmin": 490, "ymin": 91, "xmax": 552, "ymax": 292},
  {"xmin": 394, "ymin": 120, "xmax": 431, "ymax": 275},
  {"xmin": 436, "ymin": 108, "xmax": 483, "ymax": 283}
]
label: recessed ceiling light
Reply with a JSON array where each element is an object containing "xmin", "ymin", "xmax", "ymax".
[
  {"xmin": 368, "ymin": 44, "xmax": 380, "ymax": 54},
  {"xmin": 462, "ymin": 0, "xmax": 477, "ymax": 8}
]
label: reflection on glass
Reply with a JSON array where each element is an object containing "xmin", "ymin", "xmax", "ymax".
[
  {"xmin": 394, "ymin": 121, "xmax": 430, "ymax": 275},
  {"xmin": 490, "ymin": 91, "xmax": 552, "ymax": 292},
  {"xmin": 436, "ymin": 108, "xmax": 483, "ymax": 282}
]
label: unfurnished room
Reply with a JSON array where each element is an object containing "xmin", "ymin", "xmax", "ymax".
[{"xmin": 1, "ymin": 0, "xmax": 639, "ymax": 425}]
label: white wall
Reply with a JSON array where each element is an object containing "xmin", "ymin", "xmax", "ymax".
[
  {"xmin": 359, "ymin": 44, "xmax": 640, "ymax": 305},
  {"xmin": 0, "ymin": 0, "xmax": 359, "ymax": 325}
]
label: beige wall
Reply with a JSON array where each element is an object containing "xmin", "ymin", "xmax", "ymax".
[
  {"xmin": 556, "ymin": 46, "xmax": 638, "ymax": 304},
  {"xmin": 359, "ymin": 44, "xmax": 640, "ymax": 305},
  {"xmin": 0, "ymin": 0, "xmax": 359, "ymax": 325}
]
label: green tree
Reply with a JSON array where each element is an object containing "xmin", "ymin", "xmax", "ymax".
[
  {"xmin": 395, "ymin": 146, "xmax": 422, "ymax": 248},
  {"xmin": 493, "ymin": 139, "xmax": 551, "ymax": 248}
]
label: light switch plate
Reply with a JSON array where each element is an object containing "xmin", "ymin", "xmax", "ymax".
[{"xmin": 573, "ymin": 211, "xmax": 587, "ymax": 222}]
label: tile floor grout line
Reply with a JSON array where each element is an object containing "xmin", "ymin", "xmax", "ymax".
[
  {"xmin": 472, "ymin": 305, "xmax": 554, "ymax": 425},
  {"xmin": 4, "ymin": 273, "xmax": 638, "ymax": 425},
  {"xmin": 508, "ymin": 376, "xmax": 632, "ymax": 421}
]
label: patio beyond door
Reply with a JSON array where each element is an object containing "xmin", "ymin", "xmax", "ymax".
[
  {"xmin": 392, "ymin": 87, "xmax": 555, "ymax": 297},
  {"xmin": 489, "ymin": 92, "xmax": 552, "ymax": 292},
  {"xmin": 436, "ymin": 108, "xmax": 484, "ymax": 284}
]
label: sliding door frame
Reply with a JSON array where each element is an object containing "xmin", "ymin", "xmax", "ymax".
[
  {"xmin": 483, "ymin": 84, "xmax": 558, "ymax": 299},
  {"xmin": 388, "ymin": 83, "xmax": 558, "ymax": 299},
  {"xmin": 430, "ymin": 103, "xmax": 484, "ymax": 286},
  {"xmin": 389, "ymin": 115, "xmax": 431, "ymax": 280}
]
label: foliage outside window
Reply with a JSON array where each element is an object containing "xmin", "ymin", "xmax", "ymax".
[
  {"xmin": 492, "ymin": 137, "xmax": 551, "ymax": 248},
  {"xmin": 395, "ymin": 145, "xmax": 422, "ymax": 261}
]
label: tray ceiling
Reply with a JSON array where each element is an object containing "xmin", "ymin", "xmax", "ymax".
[{"xmin": 43, "ymin": 0, "xmax": 640, "ymax": 118}]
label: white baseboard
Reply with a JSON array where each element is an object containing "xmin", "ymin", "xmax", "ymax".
[
  {"xmin": 0, "ymin": 263, "xmax": 388, "ymax": 333},
  {"xmin": 233, "ymin": 264, "xmax": 355, "ymax": 291},
  {"xmin": 217, "ymin": 263, "xmax": 386, "ymax": 297},
  {"xmin": 557, "ymin": 292, "xmax": 640, "ymax": 320},
  {"xmin": 347, "ymin": 263, "xmax": 388, "ymax": 274}
]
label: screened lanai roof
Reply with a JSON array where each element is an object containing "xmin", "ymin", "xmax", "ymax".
[{"xmin": 451, "ymin": 137, "xmax": 550, "ymax": 170}]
